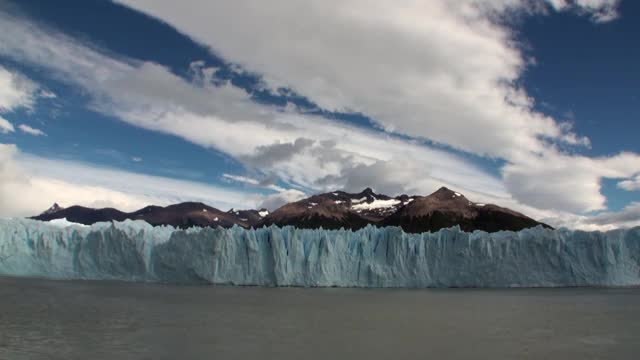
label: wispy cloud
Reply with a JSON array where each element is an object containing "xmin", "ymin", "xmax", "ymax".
[
  {"xmin": 546, "ymin": 0, "xmax": 620, "ymax": 23},
  {"xmin": 111, "ymin": 0, "xmax": 637, "ymax": 216},
  {"xmin": 0, "ymin": 143, "xmax": 264, "ymax": 217},
  {"xmin": 0, "ymin": 11, "xmax": 508, "ymax": 205},
  {"xmin": 258, "ymin": 189, "xmax": 306, "ymax": 211},
  {"xmin": 222, "ymin": 173, "xmax": 286, "ymax": 192},
  {"xmin": 618, "ymin": 175, "xmax": 640, "ymax": 191},
  {"xmin": 0, "ymin": 4, "xmax": 636, "ymax": 228},
  {"xmin": 0, "ymin": 116, "xmax": 14, "ymax": 134},
  {"xmin": 0, "ymin": 65, "xmax": 39, "ymax": 112},
  {"xmin": 18, "ymin": 124, "xmax": 46, "ymax": 136}
]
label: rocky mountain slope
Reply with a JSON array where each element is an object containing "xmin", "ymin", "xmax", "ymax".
[
  {"xmin": 32, "ymin": 187, "xmax": 550, "ymax": 232},
  {"xmin": 33, "ymin": 202, "xmax": 269, "ymax": 229}
]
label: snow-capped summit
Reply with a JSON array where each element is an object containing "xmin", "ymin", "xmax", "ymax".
[
  {"xmin": 260, "ymin": 187, "xmax": 549, "ymax": 232},
  {"xmin": 31, "ymin": 186, "xmax": 550, "ymax": 233},
  {"xmin": 40, "ymin": 203, "xmax": 64, "ymax": 216}
]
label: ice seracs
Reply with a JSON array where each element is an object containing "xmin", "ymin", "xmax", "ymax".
[{"xmin": 0, "ymin": 218, "xmax": 638, "ymax": 288}]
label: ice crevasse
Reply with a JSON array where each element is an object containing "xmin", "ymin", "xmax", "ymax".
[{"xmin": 0, "ymin": 218, "xmax": 639, "ymax": 287}]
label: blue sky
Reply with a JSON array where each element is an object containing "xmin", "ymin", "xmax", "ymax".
[{"xmin": 1, "ymin": 0, "xmax": 639, "ymax": 229}]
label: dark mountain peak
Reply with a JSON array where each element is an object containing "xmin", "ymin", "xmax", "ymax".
[
  {"xmin": 31, "ymin": 187, "xmax": 551, "ymax": 233},
  {"xmin": 429, "ymin": 186, "xmax": 465, "ymax": 200},
  {"xmin": 385, "ymin": 187, "xmax": 551, "ymax": 233},
  {"xmin": 349, "ymin": 187, "xmax": 393, "ymax": 203},
  {"xmin": 41, "ymin": 203, "xmax": 64, "ymax": 215},
  {"xmin": 361, "ymin": 187, "xmax": 375, "ymax": 195},
  {"xmin": 164, "ymin": 202, "xmax": 214, "ymax": 213},
  {"xmin": 131, "ymin": 205, "xmax": 163, "ymax": 216}
]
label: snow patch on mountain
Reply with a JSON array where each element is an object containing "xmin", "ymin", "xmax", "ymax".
[
  {"xmin": 351, "ymin": 199, "xmax": 401, "ymax": 210},
  {"xmin": 47, "ymin": 218, "xmax": 88, "ymax": 228}
]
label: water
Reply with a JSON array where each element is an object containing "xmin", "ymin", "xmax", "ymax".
[{"xmin": 1, "ymin": 277, "xmax": 639, "ymax": 359}]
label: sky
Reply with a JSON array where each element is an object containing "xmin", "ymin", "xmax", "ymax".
[{"xmin": 0, "ymin": 0, "xmax": 639, "ymax": 230}]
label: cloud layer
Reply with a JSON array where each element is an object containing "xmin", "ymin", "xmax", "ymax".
[
  {"xmin": 0, "ymin": 11, "xmax": 508, "ymax": 200},
  {"xmin": 0, "ymin": 143, "xmax": 263, "ymax": 217},
  {"xmin": 112, "ymin": 0, "xmax": 638, "ymax": 214},
  {"xmin": 1, "ymin": 1, "xmax": 639, "ymax": 229}
]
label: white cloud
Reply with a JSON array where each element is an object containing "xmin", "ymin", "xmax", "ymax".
[
  {"xmin": 618, "ymin": 175, "xmax": 640, "ymax": 191},
  {"xmin": 546, "ymin": 0, "xmax": 620, "ymax": 22},
  {"xmin": 116, "ymin": 0, "xmax": 612, "ymax": 159},
  {"xmin": 38, "ymin": 89, "xmax": 57, "ymax": 99},
  {"xmin": 110, "ymin": 0, "xmax": 640, "ymax": 212},
  {"xmin": 17, "ymin": 124, "xmax": 46, "ymax": 136},
  {"xmin": 0, "ymin": 116, "xmax": 14, "ymax": 134},
  {"xmin": 111, "ymin": 0, "xmax": 638, "ymax": 215},
  {"xmin": 0, "ymin": 12, "xmax": 507, "ymax": 201},
  {"xmin": 222, "ymin": 173, "xmax": 286, "ymax": 192},
  {"xmin": 0, "ymin": 143, "xmax": 263, "ymax": 217},
  {"xmin": 0, "ymin": 65, "xmax": 39, "ymax": 112},
  {"xmin": 585, "ymin": 202, "xmax": 640, "ymax": 228},
  {"xmin": 0, "ymin": 6, "xmax": 636, "ymax": 227},
  {"xmin": 503, "ymin": 150, "xmax": 640, "ymax": 212},
  {"xmin": 258, "ymin": 189, "xmax": 307, "ymax": 211}
]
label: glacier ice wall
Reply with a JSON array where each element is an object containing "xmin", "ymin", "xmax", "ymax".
[{"xmin": 1, "ymin": 218, "xmax": 639, "ymax": 287}]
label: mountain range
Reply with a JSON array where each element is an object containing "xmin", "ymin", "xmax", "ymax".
[{"xmin": 32, "ymin": 187, "xmax": 551, "ymax": 233}]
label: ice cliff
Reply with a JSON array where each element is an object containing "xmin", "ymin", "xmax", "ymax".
[{"xmin": 0, "ymin": 218, "xmax": 639, "ymax": 287}]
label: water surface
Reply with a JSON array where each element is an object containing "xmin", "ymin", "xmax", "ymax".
[{"xmin": 1, "ymin": 276, "xmax": 639, "ymax": 359}]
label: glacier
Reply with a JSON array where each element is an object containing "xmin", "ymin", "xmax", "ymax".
[{"xmin": 0, "ymin": 218, "xmax": 639, "ymax": 287}]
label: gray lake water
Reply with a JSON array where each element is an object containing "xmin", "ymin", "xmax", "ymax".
[{"xmin": 1, "ymin": 276, "xmax": 639, "ymax": 359}]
